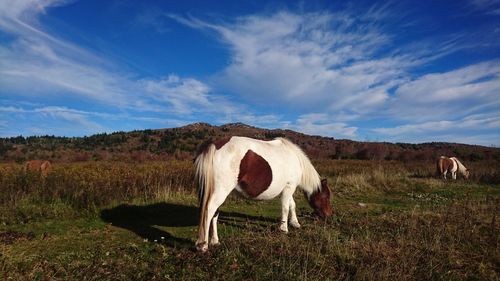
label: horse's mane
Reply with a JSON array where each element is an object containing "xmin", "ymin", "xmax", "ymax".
[
  {"xmin": 450, "ymin": 157, "xmax": 467, "ymax": 173},
  {"xmin": 276, "ymin": 138, "xmax": 321, "ymax": 196}
]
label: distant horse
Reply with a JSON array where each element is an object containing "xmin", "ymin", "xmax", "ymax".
[
  {"xmin": 24, "ymin": 160, "xmax": 52, "ymax": 177},
  {"xmin": 194, "ymin": 136, "xmax": 333, "ymax": 252},
  {"xmin": 436, "ymin": 156, "xmax": 469, "ymax": 180}
]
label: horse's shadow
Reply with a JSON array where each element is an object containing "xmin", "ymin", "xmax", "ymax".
[{"xmin": 100, "ymin": 202, "xmax": 276, "ymax": 249}]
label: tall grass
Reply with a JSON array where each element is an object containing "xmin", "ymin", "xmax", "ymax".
[
  {"xmin": 1, "ymin": 159, "xmax": 497, "ymax": 212},
  {"xmin": 0, "ymin": 161, "xmax": 195, "ymax": 211}
]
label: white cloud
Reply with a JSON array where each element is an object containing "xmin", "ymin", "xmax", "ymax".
[
  {"xmin": 373, "ymin": 116, "xmax": 500, "ymax": 136},
  {"xmin": 215, "ymin": 113, "xmax": 284, "ymax": 129},
  {"xmin": 139, "ymin": 75, "xmax": 212, "ymax": 114},
  {"xmin": 287, "ymin": 113, "xmax": 358, "ymax": 139},
  {"xmin": 38, "ymin": 107, "xmax": 104, "ymax": 132},
  {"xmin": 0, "ymin": 105, "xmax": 104, "ymax": 136},
  {"xmin": 0, "ymin": 0, "xmax": 69, "ymax": 31},
  {"xmin": 0, "ymin": 0, "xmax": 146, "ymax": 109},
  {"xmin": 171, "ymin": 11, "xmax": 412, "ymax": 114},
  {"xmin": 0, "ymin": 0, "xmax": 243, "ymax": 119},
  {"xmin": 389, "ymin": 61, "xmax": 500, "ymax": 121},
  {"xmin": 0, "ymin": 0, "xmax": 68, "ymax": 16},
  {"xmin": 396, "ymin": 61, "xmax": 500, "ymax": 102},
  {"xmin": 0, "ymin": 40, "xmax": 139, "ymax": 108},
  {"xmin": 468, "ymin": 0, "xmax": 500, "ymax": 14},
  {"xmin": 372, "ymin": 114, "xmax": 500, "ymax": 145},
  {"xmin": 0, "ymin": 105, "xmax": 195, "ymax": 136}
]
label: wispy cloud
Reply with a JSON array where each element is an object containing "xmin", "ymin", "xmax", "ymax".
[
  {"xmin": 0, "ymin": 0, "xmax": 244, "ymax": 122},
  {"xmin": 168, "ymin": 8, "xmax": 499, "ymax": 145},
  {"xmin": 0, "ymin": 105, "xmax": 105, "ymax": 136},
  {"xmin": 0, "ymin": 105, "xmax": 193, "ymax": 136},
  {"xmin": 169, "ymin": 8, "xmax": 466, "ymax": 120},
  {"xmin": 372, "ymin": 114, "xmax": 500, "ymax": 145},
  {"xmin": 467, "ymin": 0, "xmax": 500, "ymax": 15},
  {"xmin": 287, "ymin": 113, "xmax": 358, "ymax": 139},
  {"xmin": 0, "ymin": 0, "xmax": 145, "ymax": 109},
  {"xmin": 0, "ymin": 0, "xmax": 71, "ymax": 31},
  {"xmin": 389, "ymin": 61, "xmax": 500, "ymax": 121},
  {"xmin": 139, "ymin": 75, "xmax": 212, "ymax": 114}
]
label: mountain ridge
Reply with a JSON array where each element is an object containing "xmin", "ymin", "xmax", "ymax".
[{"xmin": 1, "ymin": 122, "xmax": 498, "ymax": 163}]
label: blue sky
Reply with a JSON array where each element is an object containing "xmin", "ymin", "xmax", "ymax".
[{"xmin": 0, "ymin": 0, "xmax": 499, "ymax": 146}]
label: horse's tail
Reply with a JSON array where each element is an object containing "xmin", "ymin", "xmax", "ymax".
[
  {"xmin": 437, "ymin": 156, "xmax": 445, "ymax": 176},
  {"xmin": 194, "ymin": 143, "xmax": 216, "ymax": 243}
]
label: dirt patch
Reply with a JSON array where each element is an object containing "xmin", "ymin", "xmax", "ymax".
[{"xmin": 0, "ymin": 231, "xmax": 35, "ymax": 245}]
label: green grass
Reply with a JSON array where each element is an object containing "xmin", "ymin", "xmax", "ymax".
[{"xmin": 1, "ymin": 161, "xmax": 499, "ymax": 280}]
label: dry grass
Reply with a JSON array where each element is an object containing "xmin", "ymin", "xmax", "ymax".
[
  {"xmin": 1, "ymin": 159, "xmax": 497, "ymax": 211},
  {"xmin": 0, "ymin": 161, "xmax": 195, "ymax": 210}
]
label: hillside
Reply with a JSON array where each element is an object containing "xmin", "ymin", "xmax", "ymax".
[{"xmin": 1, "ymin": 122, "xmax": 498, "ymax": 163}]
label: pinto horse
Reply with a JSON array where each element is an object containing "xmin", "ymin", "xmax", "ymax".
[
  {"xmin": 24, "ymin": 160, "xmax": 52, "ymax": 177},
  {"xmin": 436, "ymin": 156, "xmax": 469, "ymax": 180},
  {"xmin": 194, "ymin": 136, "xmax": 333, "ymax": 252}
]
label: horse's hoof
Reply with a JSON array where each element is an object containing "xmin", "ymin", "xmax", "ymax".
[
  {"xmin": 290, "ymin": 221, "xmax": 301, "ymax": 228},
  {"xmin": 210, "ymin": 241, "xmax": 220, "ymax": 247},
  {"xmin": 196, "ymin": 242, "xmax": 208, "ymax": 253},
  {"xmin": 279, "ymin": 225, "xmax": 289, "ymax": 233}
]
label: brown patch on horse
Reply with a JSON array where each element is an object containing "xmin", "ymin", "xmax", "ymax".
[
  {"xmin": 195, "ymin": 137, "xmax": 233, "ymax": 159},
  {"xmin": 213, "ymin": 137, "xmax": 231, "ymax": 150},
  {"xmin": 25, "ymin": 160, "xmax": 51, "ymax": 177},
  {"xmin": 437, "ymin": 157, "xmax": 453, "ymax": 175},
  {"xmin": 196, "ymin": 141, "xmax": 212, "ymax": 159},
  {"xmin": 238, "ymin": 150, "xmax": 273, "ymax": 198}
]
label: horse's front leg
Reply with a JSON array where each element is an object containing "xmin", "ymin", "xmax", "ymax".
[{"xmin": 289, "ymin": 197, "xmax": 301, "ymax": 229}]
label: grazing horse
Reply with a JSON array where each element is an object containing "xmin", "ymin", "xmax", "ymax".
[
  {"xmin": 436, "ymin": 156, "xmax": 469, "ymax": 180},
  {"xmin": 194, "ymin": 136, "xmax": 333, "ymax": 252},
  {"xmin": 24, "ymin": 160, "xmax": 52, "ymax": 177}
]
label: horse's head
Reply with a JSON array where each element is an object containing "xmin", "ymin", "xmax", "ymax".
[
  {"xmin": 464, "ymin": 169, "xmax": 470, "ymax": 180},
  {"xmin": 307, "ymin": 178, "xmax": 333, "ymax": 218}
]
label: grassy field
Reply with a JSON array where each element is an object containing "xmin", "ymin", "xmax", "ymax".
[{"xmin": 0, "ymin": 160, "xmax": 499, "ymax": 280}]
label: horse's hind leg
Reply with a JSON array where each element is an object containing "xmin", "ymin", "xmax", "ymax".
[
  {"xmin": 289, "ymin": 197, "xmax": 301, "ymax": 229},
  {"xmin": 197, "ymin": 187, "xmax": 232, "ymax": 252}
]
